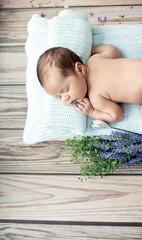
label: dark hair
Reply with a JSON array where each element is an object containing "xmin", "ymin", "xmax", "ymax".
[{"xmin": 37, "ymin": 47, "xmax": 83, "ymax": 86}]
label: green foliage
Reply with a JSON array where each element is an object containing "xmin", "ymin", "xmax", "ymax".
[{"xmin": 60, "ymin": 131, "xmax": 142, "ymax": 182}]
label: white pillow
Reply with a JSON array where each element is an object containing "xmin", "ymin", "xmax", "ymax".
[{"xmin": 23, "ymin": 10, "xmax": 92, "ymax": 144}]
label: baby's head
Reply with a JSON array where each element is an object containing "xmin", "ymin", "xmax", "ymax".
[{"xmin": 37, "ymin": 47, "xmax": 87, "ymax": 105}]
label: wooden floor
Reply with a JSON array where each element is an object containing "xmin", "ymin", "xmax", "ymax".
[{"xmin": 0, "ymin": 0, "xmax": 142, "ymax": 239}]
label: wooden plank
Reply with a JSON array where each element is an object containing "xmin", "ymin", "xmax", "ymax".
[
  {"xmin": 0, "ymin": 130, "xmax": 24, "ymax": 145},
  {"xmin": 0, "ymin": 53, "xmax": 26, "ymax": 125},
  {"xmin": 0, "ymin": 144, "xmax": 142, "ymax": 174},
  {"xmin": 0, "ymin": 56, "xmax": 27, "ymax": 128},
  {"xmin": 0, "ymin": 119, "xmax": 26, "ymax": 129},
  {"xmin": 0, "ymin": 85, "xmax": 27, "ymax": 128},
  {"xmin": 0, "ymin": 139, "xmax": 142, "ymax": 175},
  {"xmin": 0, "ymin": 85, "xmax": 27, "ymax": 105},
  {"xmin": 0, "ymin": 175, "xmax": 142, "ymax": 222},
  {"xmin": 0, "ymin": 223, "xmax": 142, "ymax": 239},
  {"xmin": 0, "ymin": 129, "xmax": 142, "ymax": 175},
  {"xmin": 0, "ymin": 52, "xmax": 26, "ymax": 84},
  {"xmin": 1, "ymin": 0, "xmax": 142, "ymax": 8},
  {"xmin": 0, "ymin": 6, "xmax": 142, "ymax": 47},
  {"xmin": 0, "ymin": 85, "xmax": 26, "ymax": 106}
]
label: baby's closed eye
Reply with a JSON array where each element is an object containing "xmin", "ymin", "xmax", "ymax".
[
  {"xmin": 56, "ymin": 95, "xmax": 61, "ymax": 99},
  {"xmin": 62, "ymin": 87, "xmax": 69, "ymax": 92},
  {"xmin": 56, "ymin": 86, "xmax": 69, "ymax": 99}
]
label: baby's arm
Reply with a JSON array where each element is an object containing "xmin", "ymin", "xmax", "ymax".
[
  {"xmin": 76, "ymin": 97, "xmax": 123, "ymax": 123},
  {"xmin": 91, "ymin": 45, "xmax": 122, "ymax": 59}
]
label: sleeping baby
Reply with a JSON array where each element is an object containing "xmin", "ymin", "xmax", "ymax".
[{"xmin": 37, "ymin": 45, "xmax": 142, "ymax": 123}]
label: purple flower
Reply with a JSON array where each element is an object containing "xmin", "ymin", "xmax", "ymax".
[
  {"xmin": 129, "ymin": 157, "xmax": 142, "ymax": 165},
  {"xmin": 91, "ymin": 131, "xmax": 142, "ymax": 167},
  {"xmin": 98, "ymin": 17, "xmax": 107, "ymax": 25},
  {"xmin": 122, "ymin": 162, "xmax": 131, "ymax": 167},
  {"xmin": 40, "ymin": 12, "xmax": 45, "ymax": 17},
  {"xmin": 131, "ymin": 133, "xmax": 142, "ymax": 142},
  {"xmin": 89, "ymin": 12, "xmax": 94, "ymax": 17}
]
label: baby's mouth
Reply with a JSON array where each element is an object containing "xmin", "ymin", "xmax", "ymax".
[{"xmin": 70, "ymin": 99, "xmax": 77, "ymax": 105}]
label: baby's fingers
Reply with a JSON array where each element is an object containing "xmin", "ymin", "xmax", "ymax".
[
  {"xmin": 83, "ymin": 98, "xmax": 91, "ymax": 104},
  {"xmin": 75, "ymin": 103, "xmax": 85, "ymax": 112}
]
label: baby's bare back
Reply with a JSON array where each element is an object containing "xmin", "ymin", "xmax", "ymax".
[{"xmin": 87, "ymin": 55, "xmax": 142, "ymax": 104}]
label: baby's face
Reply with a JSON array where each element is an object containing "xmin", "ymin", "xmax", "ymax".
[{"xmin": 43, "ymin": 65, "xmax": 87, "ymax": 105}]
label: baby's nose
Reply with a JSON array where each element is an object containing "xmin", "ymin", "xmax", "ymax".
[
  {"xmin": 61, "ymin": 94, "xmax": 70, "ymax": 104},
  {"xmin": 63, "ymin": 94, "xmax": 70, "ymax": 101}
]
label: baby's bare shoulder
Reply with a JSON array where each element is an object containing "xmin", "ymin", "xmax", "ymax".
[
  {"xmin": 88, "ymin": 53, "xmax": 104, "ymax": 61},
  {"xmin": 87, "ymin": 54, "xmax": 109, "ymax": 67}
]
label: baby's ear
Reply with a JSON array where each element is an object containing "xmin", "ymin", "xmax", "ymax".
[
  {"xmin": 75, "ymin": 62, "xmax": 86, "ymax": 78},
  {"xmin": 75, "ymin": 62, "xmax": 83, "ymax": 73}
]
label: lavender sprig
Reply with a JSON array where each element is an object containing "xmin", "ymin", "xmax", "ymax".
[{"xmin": 61, "ymin": 131, "xmax": 142, "ymax": 181}]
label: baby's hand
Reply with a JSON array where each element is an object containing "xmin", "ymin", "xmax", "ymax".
[{"xmin": 75, "ymin": 98, "xmax": 94, "ymax": 117}]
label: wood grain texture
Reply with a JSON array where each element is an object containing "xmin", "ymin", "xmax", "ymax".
[
  {"xmin": 1, "ymin": 0, "xmax": 142, "ymax": 8},
  {"xmin": 0, "ymin": 175, "xmax": 142, "ymax": 222},
  {"xmin": 0, "ymin": 6, "xmax": 142, "ymax": 48},
  {"xmin": 0, "ymin": 223, "xmax": 142, "ymax": 240},
  {"xmin": 0, "ymin": 52, "xmax": 27, "ymax": 128},
  {"xmin": 0, "ymin": 52, "xmax": 26, "ymax": 84},
  {"xmin": 0, "ymin": 144, "xmax": 142, "ymax": 174},
  {"xmin": 0, "ymin": 85, "xmax": 27, "ymax": 127}
]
